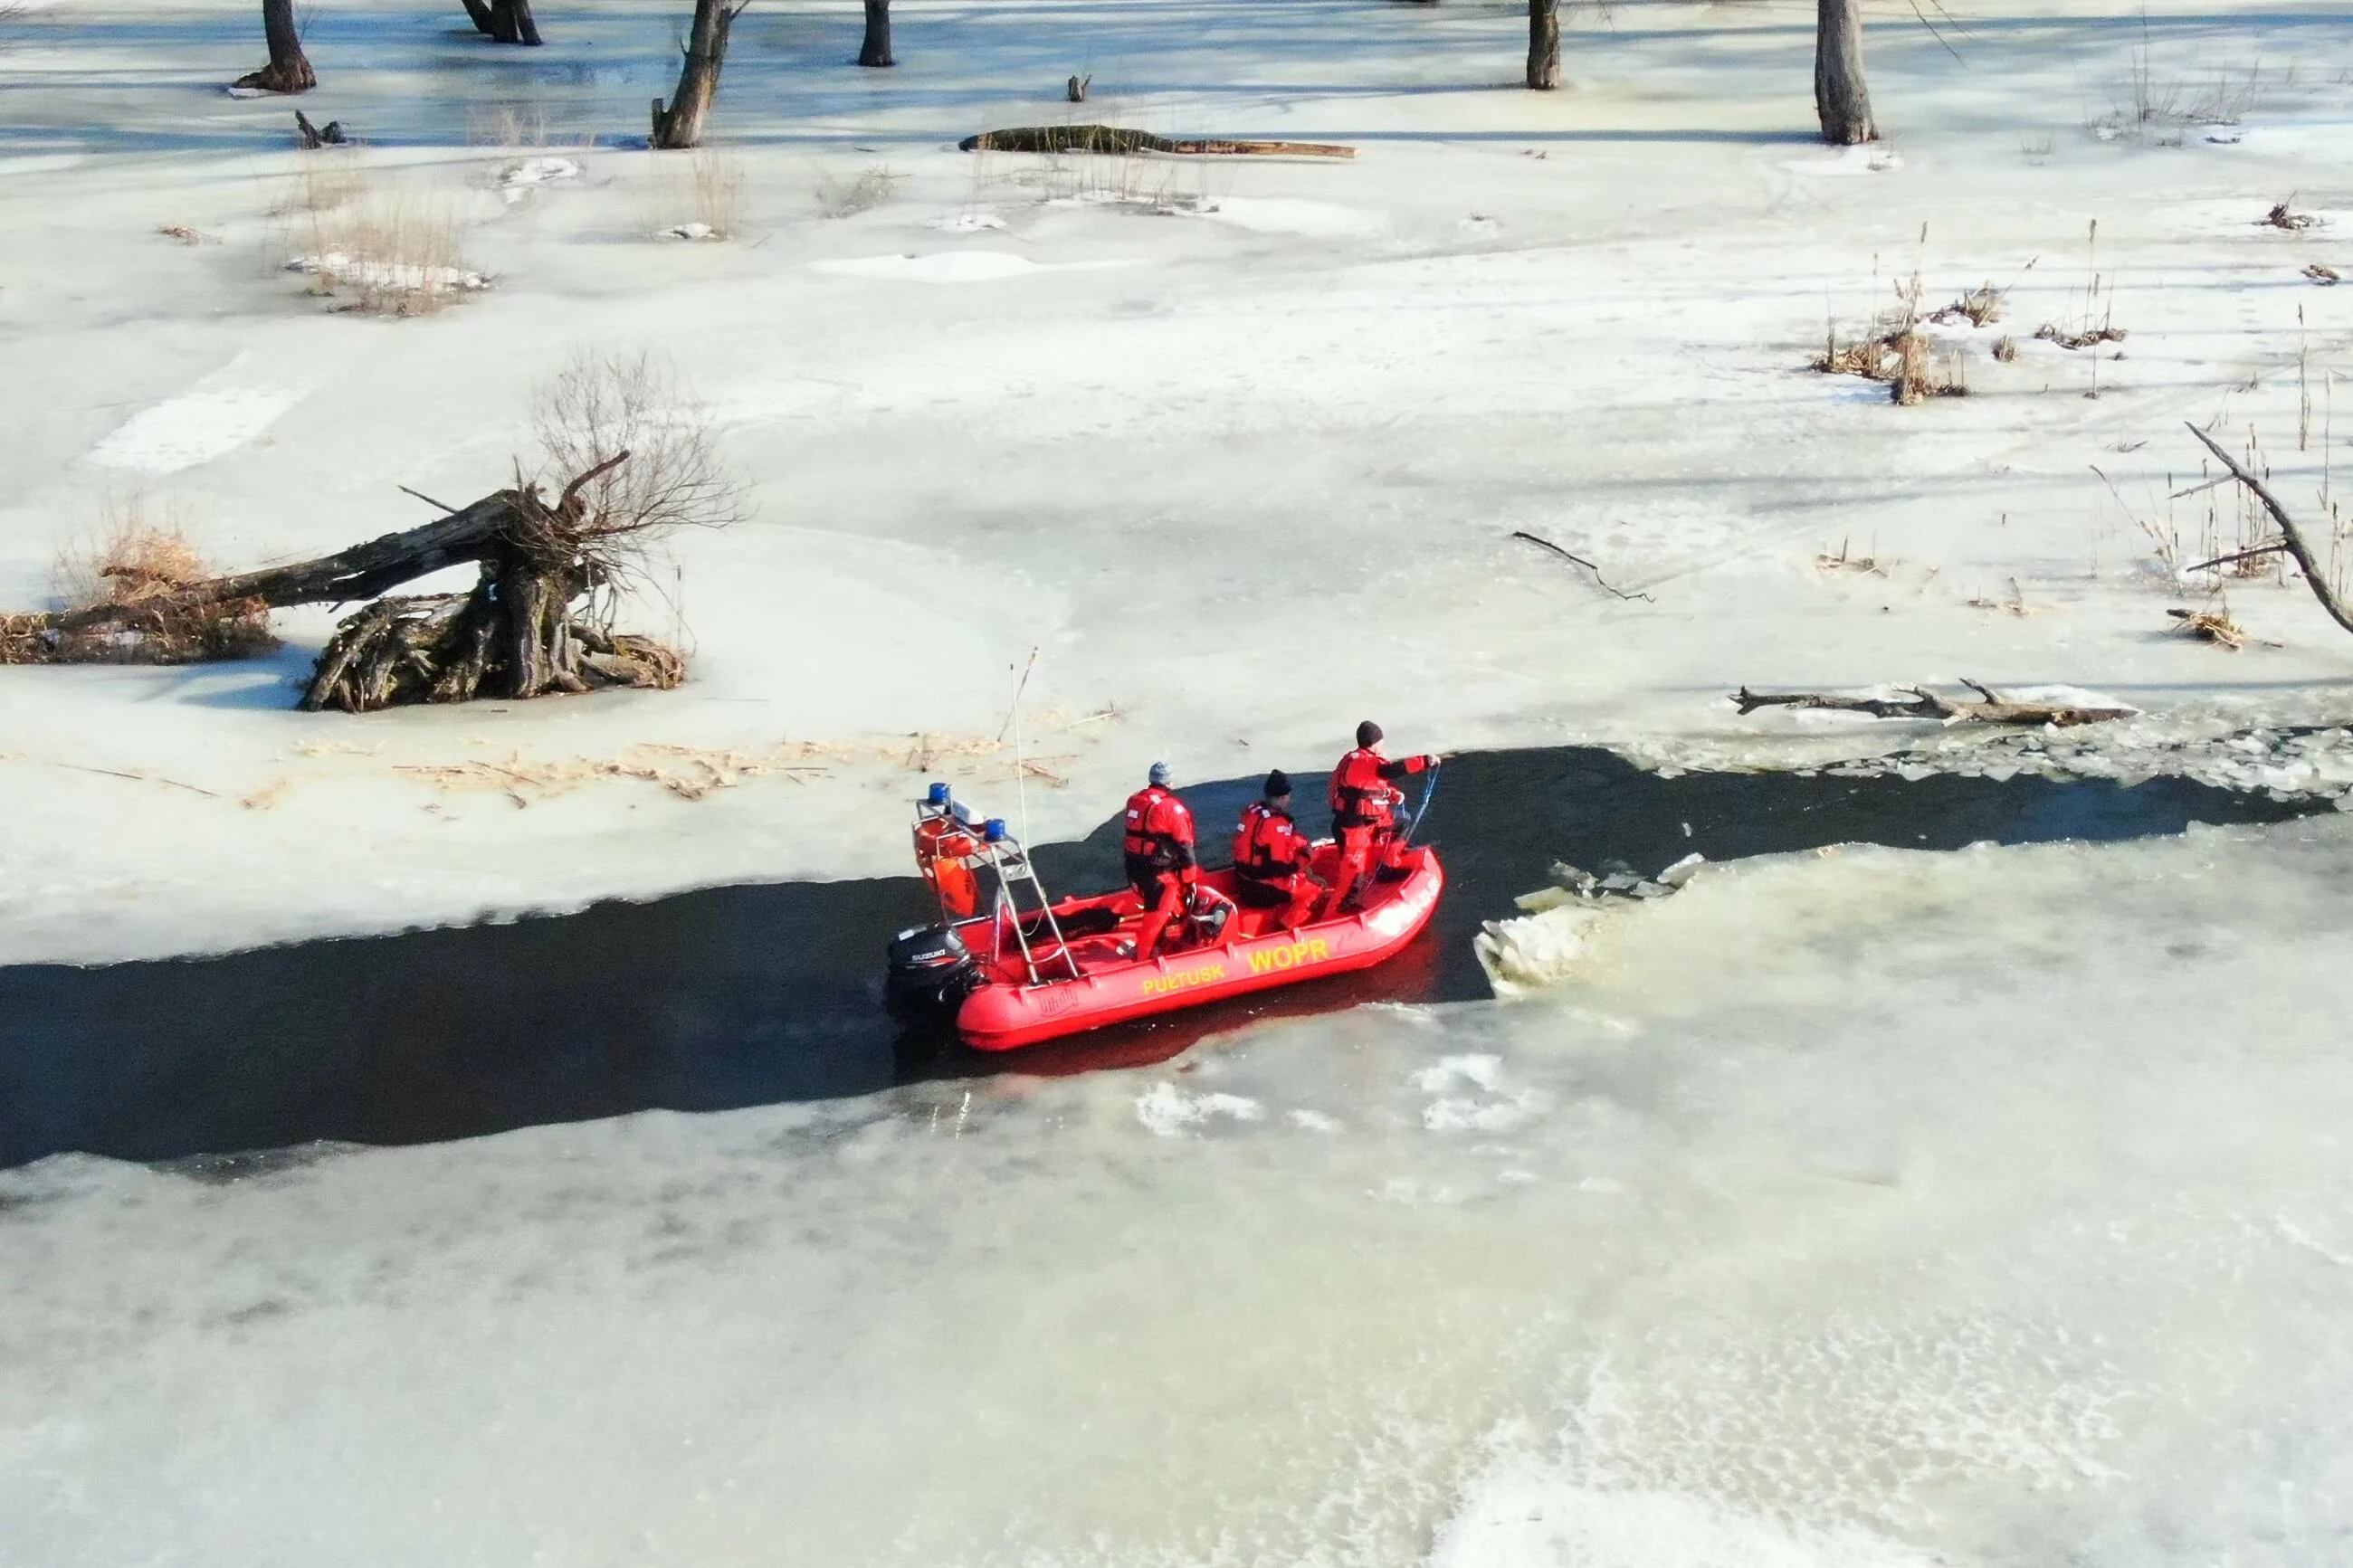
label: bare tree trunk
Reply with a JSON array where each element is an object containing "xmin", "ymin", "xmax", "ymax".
[
  {"xmin": 463, "ymin": 0, "xmax": 543, "ymax": 44},
  {"xmin": 1526, "ymin": 0, "xmax": 1559, "ymax": 90},
  {"xmin": 233, "ymin": 0, "xmax": 316, "ymax": 94},
  {"xmin": 652, "ymin": 0, "xmax": 746, "ymax": 150},
  {"xmin": 858, "ymin": 0, "xmax": 892, "ymax": 67},
  {"xmin": 1815, "ymin": 0, "xmax": 1875, "ymax": 144},
  {"xmin": 492, "ymin": 0, "xmax": 543, "ymax": 44}
]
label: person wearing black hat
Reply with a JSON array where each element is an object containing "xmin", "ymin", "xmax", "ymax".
[
  {"xmin": 1230, "ymin": 769, "xmax": 1324, "ymax": 929},
  {"xmin": 1324, "ymin": 720, "xmax": 1437, "ymax": 915}
]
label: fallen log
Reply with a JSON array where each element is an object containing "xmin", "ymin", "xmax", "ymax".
[
  {"xmin": 4, "ymin": 453, "xmax": 690, "ymax": 713},
  {"xmin": 957, "ymin": 124, "xmax": 1355, "ymax": 158},
  {"xmin": 1730, "ymin": 679, "xmax": 2135, "ymax": 727}
]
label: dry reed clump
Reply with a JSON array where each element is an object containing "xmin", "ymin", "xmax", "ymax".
[
  {"xmin": 651, "ymin": 147, "xmax": 744, "ymax": 239},
  {"xmin": 1992, "ymin": 335, "xmax": 2020, "ymax": 362},
  {"xmin": 287, "ymin": 184, "xmax": 485, "ymax": 315},
  {"xmin": 468, "ymin": 101, "xmax": 549, "ymax": 149},
  {"xmin": 2262, "ymin": 200, "xmax": 2319, "ymax": 232},
  {"xmin": 1890, "ymin": 331, "xmax": 1968, "ymax": 404},
  {"xmin": 1810, "ymin": 326, "xmax": 1967, "ymax": 404},
  {"xmin": 814, "ymin": 164, "xmax": 900, "ymax": 219},
  {"xmin": 2035, "ymin": 322, "xmax": 2128, "ymax": 350},
  {"xmin": 272, "ymin": 150, "xmax": 368, "ymax": 218},
  {"xmin": 1930, "ymin": 283, "xmax": 2006, "ymax": 327},
  {"xmin": 2, "ymin": 501, "xmax": 274, "ymax": 666},
  {"xmin": 2167, "ymin": 605, "xmax": 2249, "ymax": 648}
]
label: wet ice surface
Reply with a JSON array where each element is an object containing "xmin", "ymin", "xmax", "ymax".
[{"xmin": 7, "ymin": 817, "xmax": 2352, "ymax": 1566}]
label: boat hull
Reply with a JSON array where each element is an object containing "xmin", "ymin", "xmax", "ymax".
[{"xmin": 953, "ymin": 847, "xmax": 1444, "ymax": 1051}]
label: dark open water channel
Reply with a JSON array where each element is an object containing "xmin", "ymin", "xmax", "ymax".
[{"xmin": 0, "ymin": 746, "xmax": 2321, "ymax": 1168}]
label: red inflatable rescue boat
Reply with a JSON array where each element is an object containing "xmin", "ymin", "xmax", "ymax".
[{"xmin": 886, "ymin": 784, "xmax": 1443, "ymax": 1051}]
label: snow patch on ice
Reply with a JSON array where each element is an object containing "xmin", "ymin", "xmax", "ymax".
[
  {"xmin": 930, "ymin": 210, "xmax": 1007, "ymax": 233},
  {"xmin": 654, "ymin": 221, "xmax": 717, "ymax": 242},
  {"xmin": 84, "ymin": 366, "xmax": 307, "ymax": 474},
  {"xmin": 1475, "ymin": 903, "xmax": 1606, "ymax": 997},
  {"xmin": 1784, "ymin": 143, "xmax": 1902, "ymax": 176},
  {"xmin": 1135, "ymin": 1081, "xmax": 1264, "ymax": 1136},
  {"xmin": 1287, "ymin": 1108, "xmax": 1341, "ymax": 1133},
  {"xmin": 1415, "ymin": 1054, "xmax": 1505, "ymax": 1095},
  {"xmin": 499, "ymin": 157, "xmax": 579, "ymax": 202},
  {"xmin": 284, "ymin": 253, "xmax": 491, "ymax": 295},
  {"xmin": 814, "ymin": 252, "xmax": 1124, "ymax": 283},
  {"xmin": 1199, "ymin": 197, "xmax": 1386, "ymax": 237},
  {"xmin": 1431, "ymin": 1460, "xmax": 1944, "ymax": 1568},
  {"xmin": 1416, "ymin": 1054, "xmax": 1551, "ymax": 1133}
]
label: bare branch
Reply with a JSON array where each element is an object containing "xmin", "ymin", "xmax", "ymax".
[
  {"xmin": 1510, "ymin": 529, "xmax": 1655, "ymax": 602},
  {"xmin": 2184, "ymin": 421, "xmax": 2353, "ymax": 637}
]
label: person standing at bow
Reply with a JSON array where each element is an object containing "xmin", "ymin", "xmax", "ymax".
[
  {"xmin": 1121, "ymin": 761, "xmax": 1198, "ymax": 958},
  {"xmin": 1231, "ymin": 770, "xmax": 1324, "ymax": 929},
  {"xmin": 1324, "ymin": 721, "xmax": 1435, "ymax": 915}
]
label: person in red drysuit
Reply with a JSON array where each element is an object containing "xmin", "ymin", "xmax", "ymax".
[
  {"xmin": 1324, "ymin": 720, "xmax": 1436, "ymax": 915},
  {"xmin": 1231, "ymin": 769, "xmax": 1324, "ymax": 929},
  {"xmin": 1121, "ymin": 760, "xmax": 1198, "ymax": 959}
]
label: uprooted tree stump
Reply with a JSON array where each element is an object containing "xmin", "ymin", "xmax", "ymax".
[
  {"xmin": 1730, "ymin": 680, "xmax": 2136, "ymax": 727},
  {"xmin": 2, "ymin": 456, "xmax": 691, "ymax": 714}
]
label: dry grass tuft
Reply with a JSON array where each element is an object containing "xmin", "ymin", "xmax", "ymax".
[
  {"xmin": 2262, "ymin": 200, "xmax": 2319, "ymax": 232},
  {"xmin": 650, "ymin": 147, "xmax": 745, "ymax": 239},
  {"xmin": 814, "ymin": 164, "xmax": 900, "ymax": 219},
  {"xmin": 2167, "ymin": 604, "xmax": 2250, "ymax": 648},
  {"xmin": 2, "ymin": 499, "xmax": 275, "ymax": 666},
  {"xmin": 468, "ymin": 101, "xmax": 549, "ymax": 149},
  {"xmin": 157, "ymin": 223, "xmax": 220, "ymax": 245},
  {"xmin": 1992, "ymin": 334, "xmax": 2020, "ymax": 362},
  {"xmin": 289, "ymin": 185, "xmax": 483, "ymax": 315},
  {"xmin": 274, "ymin": 151, "xmax": 367, "ymax": 217},
  {"xmin": 2304, "ymin": 262, "xmax": 2340, "ymax": 286}
]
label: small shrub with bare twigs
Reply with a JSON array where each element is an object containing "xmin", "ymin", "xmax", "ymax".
[{"xmin": 531, "ymin": 349, "xmax": 748, "ymax": 573}]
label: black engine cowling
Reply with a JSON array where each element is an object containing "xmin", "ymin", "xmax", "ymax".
[{"xmin": 885, "ymin": 924, "xmax": 979, "ymax": 1020}]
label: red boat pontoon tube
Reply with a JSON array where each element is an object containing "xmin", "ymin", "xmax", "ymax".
[{"xmin": 885, "ymin": 783, "xmax": 1443, "ymax": 1051}]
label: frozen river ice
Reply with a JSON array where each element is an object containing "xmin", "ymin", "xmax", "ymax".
[{"xmin": 5, "ymin": 799, "xmax": 2351, "ymax": 1566}]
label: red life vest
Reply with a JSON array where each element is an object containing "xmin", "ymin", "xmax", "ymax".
[
  {"xmin": 1233, "ymin": 801, "xmax": 1307, "ymax": 879},
  {"xmin": 1329, "ymin": 746, "xmax": 1408, "ymax": 830},
  {"xmin": 1122, "ymin": 785, "xmax": 1196, "ymax": 870}
]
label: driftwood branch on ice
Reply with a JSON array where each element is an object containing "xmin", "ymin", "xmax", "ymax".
[
  {"xmin": 958, "ymin": 124, "xmax": 1354, "ymax": 158},
  {"xmin": 2182, "ymin": 421, "xmax": 2353, "ymax": 639},
  {"xmin": 1730, "ymin": 680, "xmax": 2135, "ymax": 727}
]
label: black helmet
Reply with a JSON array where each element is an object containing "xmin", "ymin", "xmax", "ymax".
[
  {"xmin": 1263, "ymin": 769, "xmax": 1291, "ymax": 799},
  {"xmin": 1356, "ymin": 720, "xmax": 1384, "ymax": 748}
]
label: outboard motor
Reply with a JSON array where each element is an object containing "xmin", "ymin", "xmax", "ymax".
[{"xmin": 885, "ymin": 923, "xmax": 979, "ymax": 1021}]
